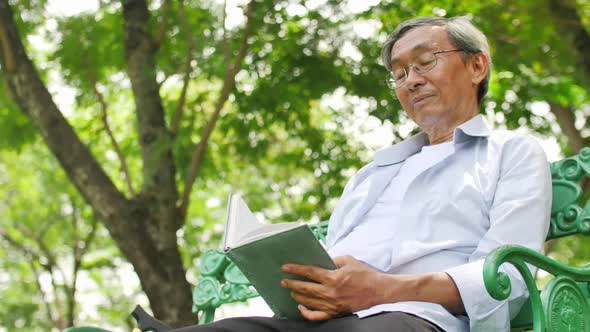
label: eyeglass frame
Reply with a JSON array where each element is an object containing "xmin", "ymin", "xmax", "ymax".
[{"xmin": 385, "ymin": 49, "xmax": 465, "ymax": 90}]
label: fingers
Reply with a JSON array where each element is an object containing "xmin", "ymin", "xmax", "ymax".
[
  {"xmin": 281, "ymin": 278, "xmax": 326, "ymax": 297},
  {"xmin": 298, "ymin": 304, "xmax": 333, "ymax": 321},
  {"xmin": 281, "ymin": 278, "xmax": 340, "ymax": 315},
  {"xmin": 289, "ymin": 290, "xmax": 351, "ymax": 318},
  {"xmin": 282, "ymin": 263, "xmax": 331, "ymax": 283},
  {"xmin": 291, "ymin": 291, "xmax": 332, "ymax": 311}
]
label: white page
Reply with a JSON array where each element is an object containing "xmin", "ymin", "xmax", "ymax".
[
  {"xmin": 236, "ymin": 222, "xmax": 303, "ymax": 247},
  {"xmin": 223, "ymin": 193, "xmax": 303, "ymax": 249},
  {"xmin": 223, "ymin": 193, "xmax": 261, "ymax": 250}
]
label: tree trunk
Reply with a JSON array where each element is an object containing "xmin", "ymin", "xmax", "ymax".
[
  {"xmin": 548, "ymin": 0, "xmax": 590, "ymax": 90},
  {"xmin": 549, "ymin": 102, "xmax": 589, "ymax": 153},
  {"xmin": 121, "ymin": 0, "xmax": 193, "ymax": 324}
]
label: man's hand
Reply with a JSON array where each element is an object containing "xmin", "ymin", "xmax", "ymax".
[
  {"xmin": 280, "ymin": 255, "xmax": 384, "ymax": 321},
  {"xmin": 281, "ymin": 255, "xmax": 466, "ymax": 321}
]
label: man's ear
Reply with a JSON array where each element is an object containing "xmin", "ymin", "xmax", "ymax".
[{"xmin": 469, "ymin": 52, "xmax": 489, "ymax": 85}]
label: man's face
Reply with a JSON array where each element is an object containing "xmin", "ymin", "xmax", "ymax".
[{"xmin": 390, "ymin": 26, "xmax": 480, "ymax": 131}]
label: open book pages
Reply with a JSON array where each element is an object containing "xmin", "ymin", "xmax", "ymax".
[{"xmin": 223, "ymin": 193, "xmax": 304, "ymax": 250}]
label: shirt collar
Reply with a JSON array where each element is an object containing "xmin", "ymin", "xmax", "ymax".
[
  {"xmin": 374, "ymin": 114, "xmax": 491, "ymax": 166},
  {"xmin": 452, "ymin": 114, "xmax": 491, "ymax": 143}
]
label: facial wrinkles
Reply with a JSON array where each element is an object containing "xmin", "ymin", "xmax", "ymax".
[
  {"xmin": 389, "ymin": 26, "xmax": 483, "ymax": 146},
  {"xmin": 415, "ymin": 70, "xmax": 476, "ymax": 142},
  {"xmin": 392, "ymin": 29, "xmax": 447, "ymax": 100},
  {"xmin": 397, "ymin": 56, "xmax": 441, "ymax": 113},
  {"xmin": 390, "ymin": 26, "xmax": 470, "ymax": 141},
  {"xmin": 389, "ymin": 41, "xmax": 433, "ymax": 70}
]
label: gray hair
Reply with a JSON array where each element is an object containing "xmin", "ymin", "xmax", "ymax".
[{"xmin": 381, "ymin": 16, "xmax": 491, "ymax": 105}]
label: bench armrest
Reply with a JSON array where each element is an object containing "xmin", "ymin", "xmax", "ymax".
[{"xmin": 483, "ymin": 244, "xmax": 590, "ymax": 331}]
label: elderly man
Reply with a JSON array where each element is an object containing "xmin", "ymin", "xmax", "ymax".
[{"xmin": 155, "ymin": 15, "xmax": 551, "ymax": 332}]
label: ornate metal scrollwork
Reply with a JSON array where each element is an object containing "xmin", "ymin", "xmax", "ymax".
[
  {"xmin": 309, "ymin": 220, "xmax": 329, "ymax": 243},
  {"xmin": 224, "ymin": 261, "xmax": 251, "ymax": 285},
  {"xmin": 199, "ymin": 250, "xmax": 230, "ymax": 276},
  {"xmin": 549, "ymin": 147, "xmax": 590, "ymax": 239},
  {"xmin": 541, "ymin": 276, "xmax": 590, "ymax": 332},
  {"xmin": 193, "ymin": 276, "xmax": 223, "ymax": 309},
  {"xmin": 193, "ymin": 222, "xmax": 331, "ymax": 323},
  {"xmin": 193, "ymin": 249, "xmax": 258, "ymax": 321}
]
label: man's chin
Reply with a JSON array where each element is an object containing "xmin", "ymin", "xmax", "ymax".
[
  {"xmin": 411, "ymin": 103, "xmax": 436, "ymax": 114},
  {"xmin": 413, "ymin": 111, "xmax": 447, "ymax": 128}
]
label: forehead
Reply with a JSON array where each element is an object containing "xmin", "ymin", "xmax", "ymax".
[{"xmin": 390, "ymin": 25, "xmax": 452, "ymax": 65}]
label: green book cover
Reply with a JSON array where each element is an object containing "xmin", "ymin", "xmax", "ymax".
[{"xmin": 223, "ymin": 194, "xmax": 336, "ymax": 320}]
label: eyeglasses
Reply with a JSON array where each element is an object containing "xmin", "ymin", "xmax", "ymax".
[{"xmin": 385, "ymin": 49, "xmax": 464, "ymax": 90}]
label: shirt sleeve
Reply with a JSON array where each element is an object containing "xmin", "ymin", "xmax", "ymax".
[{"xmin": 444, "ymin": 135, "xmax": 552, "ymax": 331}]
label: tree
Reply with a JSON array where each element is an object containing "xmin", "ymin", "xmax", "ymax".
[
  {"xmin": 0, "ymin": 0, "xmax": 364, "ymax": 327},
  {"xmin": 347, "ymin": 0, "xmax": 590, "ymax": 155},
  {"xmin": 0, "ymin": 143, "xmax": 137, "ymax": 330},
  {"xmin": 1, "ymin": 0, "xmax": 590, "ymax": 329}
]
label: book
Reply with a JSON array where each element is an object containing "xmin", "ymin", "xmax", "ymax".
[{"xmin": 222, "ymin": 193, "xmax": 337, "ymax": 320}]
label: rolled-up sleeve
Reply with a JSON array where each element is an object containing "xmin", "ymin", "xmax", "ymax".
[{"xmin": 445, "ymin": 136, "xmax": 552, "ymax": 331}]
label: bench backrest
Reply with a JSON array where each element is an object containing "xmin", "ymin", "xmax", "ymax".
[{"xmin": 546, "ymin": 147, "xmax": 590, "ymax": 240}]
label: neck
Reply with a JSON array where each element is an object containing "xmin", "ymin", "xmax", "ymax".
[
  {"xmin": 428, "ymin": 131, "xmax": 454, "ymax": 145},
  {"xmin": 422, "ymin": 109, "xmax": 479, "ymax": 145}
]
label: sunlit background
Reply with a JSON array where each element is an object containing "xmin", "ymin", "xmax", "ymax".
[{"xmin": 1, "ymin": 0, "xmax": 588, "ymax": 331}]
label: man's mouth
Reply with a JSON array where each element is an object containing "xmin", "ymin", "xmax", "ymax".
[{"xmin": 412, "ymin": 94, "xmax": 434, "ymax": 106}]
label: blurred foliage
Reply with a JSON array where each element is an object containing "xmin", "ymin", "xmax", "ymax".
[
  {"xmin": 1, "ymin": 0, "xmax": 590, "ymax": 330},
  {"xmin": 0, "ymin": 143, "xmax": 137, "ymax": 330}
]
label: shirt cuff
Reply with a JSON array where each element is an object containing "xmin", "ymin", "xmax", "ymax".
[{"xmin": 445, "ymin": 259, "xmax": 528, "ymax": 329}]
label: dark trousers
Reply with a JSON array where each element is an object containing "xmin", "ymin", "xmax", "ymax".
[{"xmin": 169, "ymin": 312, "xmax": 445, "ymax": 332}]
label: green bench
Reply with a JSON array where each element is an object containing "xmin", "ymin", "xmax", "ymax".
[
  {"xmin": 65, "ymin": 148, "xmax": 590, "ymax": 331},
  {"xmin": 192, "ymin": 147, "xmax": 590, "ymax": 332}
]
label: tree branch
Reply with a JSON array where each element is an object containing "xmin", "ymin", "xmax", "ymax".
[
  {"xmin": 122, "ymin": 0, "xmax": 181, "ymax": 231},
  {"xmin": 545, "ymin": 1, "xmax": 590, "ymax": 195},
  {"xmin": 154, "ymin": 0, "xmax": 170, "ymax": 49},
  {"xmin": 0, "ymin": 230, "xmax": 64, "ymax": 326},
  {"xmin": 87, "ymin": 70, "xmax": 136, "ymax": 195},
  {"xmin": 548, "ymin": 102, "xmax": 589, "ymax": 153},
  {"xmin": 0, "ymin": 20, "xmax": 16, "ymax": 72},
  {"xmin": 157, "ymin": 60, "xmax": 186, "ymax": 87},
  {"xmin": 171, "ymin": 0, "xmax": 194, "ymax": 136},
  {"xmin": 548, "ymin": 0, "xmax": 590, "ymax": 90},
  {"xmin": 179, "ymin": 0, "xmax": 256, "ymax": 219},
  {"xmin": 67, "ymin": 197, "xmax": 80, "ymax": 327},
  {"xmin": 123, "ymin": 2, "xmax": 195, "ymax": 324},
  {"xmin": 66, "ymin": 198, "xmax": 99, "ymax": 327},
  {"xmin": 2, "ymin": 1, "xmax": 194, "ymax": 325},
  {"xmin": 0, "ymin": 229, "xmax": 41, "ymax": 262},
  {"xmin": 81, "ymin": 217, "xmax": 100, "ymax": 258},
  {"xmin": 230, "ymin": 2, "xmax": 256, "ymax": 78},
  {"xmin": 28, "ymin": 259, "xmax": 57, "ymax": 327},
  {"xmin": 17, "ymin": 223, "xmax": 70, "ymax": 291},
  {"xmin": 0, "ymin": 0, "xmax": 132, "ymax": 241},
  {"xmin": 223, "ymin": 0, "xmax": 231, "ymax": 69}
]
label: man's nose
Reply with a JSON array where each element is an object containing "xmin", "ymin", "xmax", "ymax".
[{"xmin": 405, "ymin": 66, "xmax": 426, "ymax": 90}]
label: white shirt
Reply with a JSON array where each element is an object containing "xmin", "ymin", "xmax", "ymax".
[
  {"xmin": 329, "ymin": 141, "xmax": 454, "ymax": 271},
  {"xmin": 326, "ymin": 115, "xmax": 552, "ymax": 331}
]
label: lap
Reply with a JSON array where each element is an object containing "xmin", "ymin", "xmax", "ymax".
[{"xmin": 170, "ymin": 312, "xmax": 444, "ymax": 332}]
